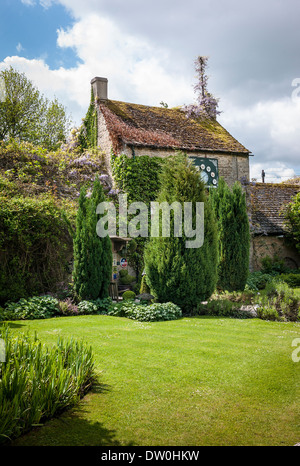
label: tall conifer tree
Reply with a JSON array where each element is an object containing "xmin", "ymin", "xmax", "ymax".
[
  {"xmin": 211, "ymin": 177, "xmax": 250, "ymax": 291},
  {"xmin": 73, "ymin": 178, "xmax": 112, "ymax": 300},
  {"xmin": 144, "ymin": 154, "xmax": 218, "ymax": 312}
]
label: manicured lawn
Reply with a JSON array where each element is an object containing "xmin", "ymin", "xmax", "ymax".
[{"xmin": 8, "ymin": 315, "xmax": 300, "ymax": 446}]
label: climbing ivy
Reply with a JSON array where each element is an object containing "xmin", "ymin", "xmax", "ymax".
[
  {"xmin": 111, "ymin": 153, "xmax": 165, "ymax": 286},
  {"xmin": 111, "ymin": 153, "xmax": 164, "ymax": 203},
  {"xmin": 79, "ymin": 88, "xmax": 98, "ymax": 150}
]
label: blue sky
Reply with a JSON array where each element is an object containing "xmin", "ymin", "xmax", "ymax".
[
  {"xmin": 0, "ymin": 0, "xmax": 79, "ymax": 68},
  {"xmin": 0, "ymin": 0, "xmax": 300, "ymax": 182}
]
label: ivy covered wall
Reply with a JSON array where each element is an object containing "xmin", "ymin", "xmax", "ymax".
[
  {"xmin": 79, "ymin": 88, "xmax": 98, "ymax": 150},
  {"xmin": 111, "ymin": 153, "xmax": 165, "ymax": 285},
  {"xmin": 111, "ymin": 153, "xmax": 164, "ymax": 203}
]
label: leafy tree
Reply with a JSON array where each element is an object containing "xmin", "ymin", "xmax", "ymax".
[
  {"xmin": 73, "ymin": 178, "xmax": 112, "ymax": 301},
  {"xmin": 284, "ymin": 192, "xmax": 300, "ymax": 254},
  {"xmin": 211, "ymin": 177, "xmax": 250, "ymax": 291},
  {"xmin": 41, "ymin": 97, "xmax": 71, "ymax": 151},
  {"xmin": 144, "ymin": 154, "xmax": 218, "ymax": 313},
  {"xmin": 0, "ymin": 66, "xmax": 71, "ymax": 150}
]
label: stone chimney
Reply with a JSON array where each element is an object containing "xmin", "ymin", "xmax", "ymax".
[{"xmin": 91, "ymin": 77, "xmax": 108, "ymax": 101}]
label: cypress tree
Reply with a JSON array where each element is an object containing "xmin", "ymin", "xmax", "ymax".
[
  {"xmin": 73, "ymin": 178, "xmax": 112, "ymax": 300},
  {"xmin": 211, "ymin": 177, "xmax": 250, "ymax": 291},
  {"xmin": 73, "ymin": 187, "xmax": 88, "ymax": 299},
  {"xmin": 144, "ymin": 154, "xmax": 218, "ymax": 313},
  {"xmin": 90, "ymin": 176, "xmax": 112, "ymax": 299}
]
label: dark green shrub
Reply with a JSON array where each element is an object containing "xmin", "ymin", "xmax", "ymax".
[
  {"xmin": 260, "ymin": 255, "xmax": 288, "ymax": 275},
  {"xmin": 0, "ymin": 195, "xmax": 73, "ymax": 305},
  {"xmin": 91, "ymin": 297, "xmax": 113, "ymax": 314},
  {"xmin": 111, "ymin": 154, "xmax": 165, "ymax": 280},
  {"xmin": 279, "ymin": 273, "xmax": 300, "ymax": 288},
  {"xmin": 211, "ymin": 177, "xmax": 250, "ymax": 292},
  {"xmin": 107, "ymin": 301, "xmax": 182, "ymax": 322},
  {"xmin": 73, "ymin": 178, "xmax": 112, "ymax": 300},
  {"xmin": 112, "ymin": 153, "xmax": 163, "ymax": 205},
  {"xmin": 144, "ymin": 154, "xmax": 218, "ymax": 313},
  {"xmin": 122, "ymin": 290, "xmax": 136, "ymax": 300},
  {"xmin": 246, "ymin": 271, "xmax": 274, "ymax": 290},
  {"xmin": 119, "ymin": 269, "xmax": 136, "ymax": 285},
  {"xmin": 0, "ymin": 296, "xmax": 59, "ymax": 321}
]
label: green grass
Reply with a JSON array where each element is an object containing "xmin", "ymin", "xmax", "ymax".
[{"xmin": 6, "ymin": 315, "xmax": 300, "ymax": 446}]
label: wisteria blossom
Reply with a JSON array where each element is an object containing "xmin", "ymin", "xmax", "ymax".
[{"xmin": 181, "ymin": 56, "xmax": 221, "ymax": 120}]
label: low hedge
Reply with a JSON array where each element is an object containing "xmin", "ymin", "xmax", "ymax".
[
  {"xmin": 197, "ymin": 299, "xmax": 255, "ymax": 319},
  {"xmin": 0, "ymin": 194, "xmax": 73, "ymax": 304},
  {"xmin": 0, "ymin": 296, "xmax": 183, "ymax": 323},
  {"xmin": 106, "ymin": 301, "xmax": 182, "ymax": 322},
  {"xmin": 0, "ymin": 296, "xmax": 109, "ymax": 321}
]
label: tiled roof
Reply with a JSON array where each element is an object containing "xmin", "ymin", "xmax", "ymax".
[
  {"xmin": 248, "ymin": 183, "xmax": 300, "ymax": 235},
  {"xmin": 99, "ymin": 100, "xmax": 250, "ymax": 154}
]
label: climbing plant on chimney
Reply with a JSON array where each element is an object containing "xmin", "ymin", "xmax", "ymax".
[
  {"xmin": 181, "ymin": 56, "xmax": 221, "ymax": 120},
  {"xmin": 78, "ymin": 88, "xmax": 98, "ymax": 150}
]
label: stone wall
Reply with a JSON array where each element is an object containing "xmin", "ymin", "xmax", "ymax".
[
  {"xmin": 97, "ymin": 110, "xmax": 114, "ymax": 180},
  {"xmin": 121, "ymin": 145, "xmax": 250, "ymax": 187},
  {"xmin": 250, "ymin": 235, "xmax": 300, "ymax": 271}
]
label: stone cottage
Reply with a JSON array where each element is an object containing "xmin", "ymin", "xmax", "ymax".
[
  {"xmin": 90, "ymin": 76, "xmax": 299, "ymax": 274},
  {"xmin": 91, "ymin": 77, "xmax": 251, "ymax": 187}
]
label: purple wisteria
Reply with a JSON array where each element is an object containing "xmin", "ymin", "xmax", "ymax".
[{"xmin": 181, "ymin": 56, "xmax": 221, "ymax": 120}]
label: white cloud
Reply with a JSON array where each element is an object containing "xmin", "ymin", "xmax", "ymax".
[
  {"xmin": 21, "ymin": 0, "xmax": 53, "ymax": 7},
  {"xmin": 219, "ymin": 96, "xmax": 300, "ymax": 178},
  {"xmin": 0, "ymin": 56, "xmax": 89, "ymax": 125},
  {"xmin": 1, "ymin": 13, "xmax": 192, "ymax": 126},
  {"xmin": 16, "ymin": 43, "xmax": 24, "ymax": 53},
  {"xmin": 250, "ymin": 162, "xmax": 296, "ymax": 183},
  {"xmin": 56, "ymin": 14, "xmax": 193, "ymax": 107},
  {"xmin": 20, "ymin": 0, "xmax": 35, "ymax": 5},
  {"xmin": 4, "ymin": 0, "xmax": 300, "ymax": 178}
]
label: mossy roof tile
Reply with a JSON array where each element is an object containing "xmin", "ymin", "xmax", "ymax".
[
  {"xmin": 249, "ymin": 183, "xmax": 300, "ymax": 234},
  {"xmin": 100, "ymin": 100, "xmax": 250, "ymax": 154}
]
